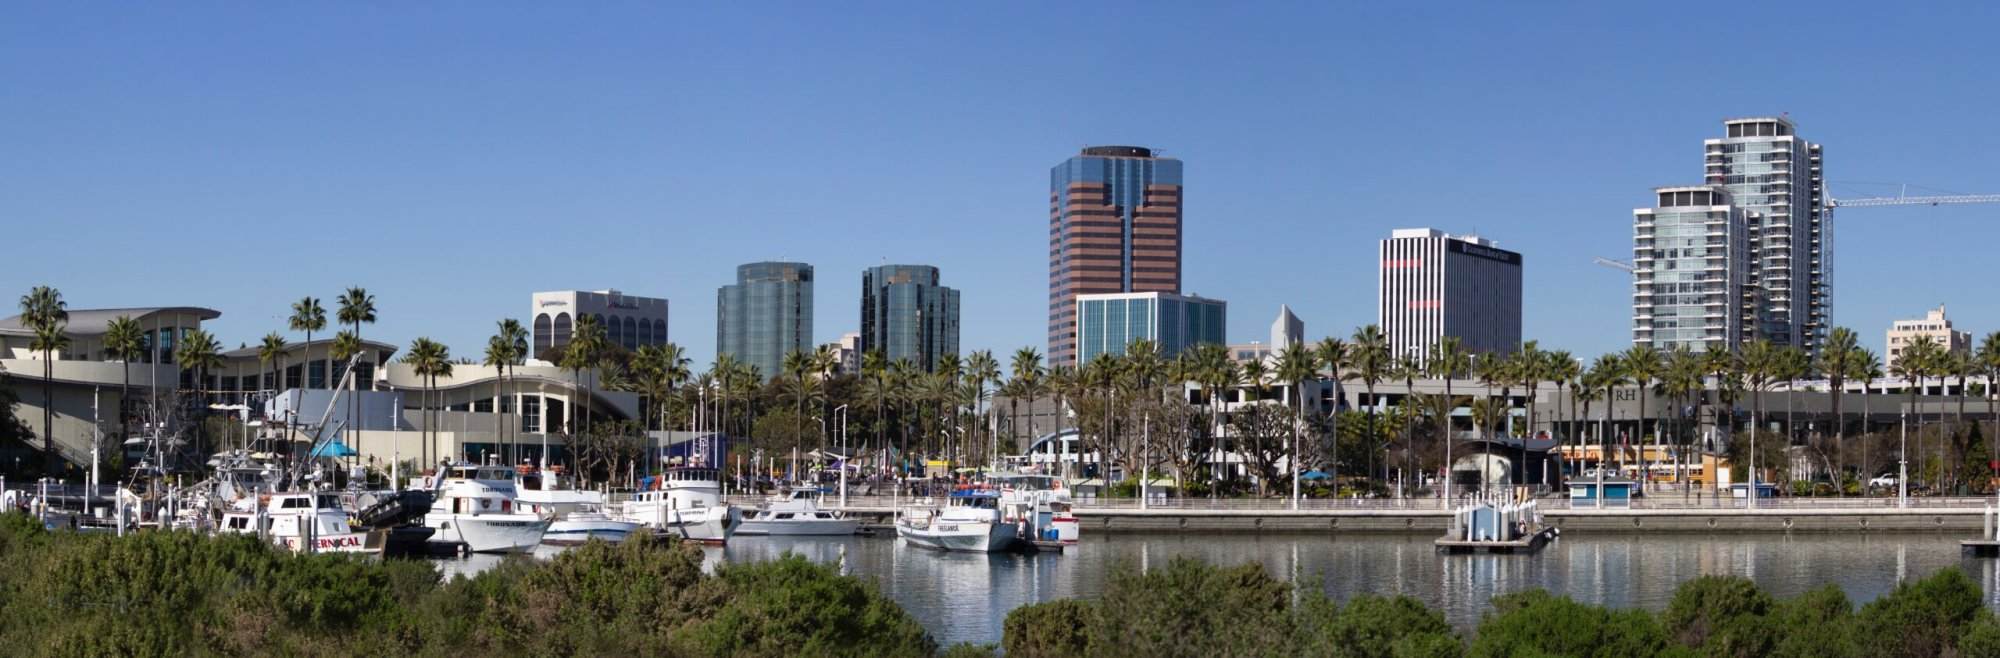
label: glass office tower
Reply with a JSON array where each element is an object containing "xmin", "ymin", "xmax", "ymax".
[
  {"xmin": 716, "ymin": 261, "xmax": 813, "ymax": 381},
  {"xmin": 1048, "ymin": 146, "xmax": 1183, "ymax": 367},
  {"xmin": 859, "ymin": 264, "xmax": 960, "ymax": 372},
  {"xmin": 1074, "ymin": 291, "xmax": 1225, "ymax": 365}
]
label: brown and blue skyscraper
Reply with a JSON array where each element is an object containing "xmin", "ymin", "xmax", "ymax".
[{"xmin": 1047, "ymin": 146, "xmax": 1183, "ymax": 366}]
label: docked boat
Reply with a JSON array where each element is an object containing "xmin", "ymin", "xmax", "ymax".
[
  {"xmin": 514, "ymin": 464, "xmax": 639, "ymax": 544},
  {"xmin": 992, "ymin": 473, "xmax": 1080, "ymax": 544},
  {"xmin": 618, "ymin": 466, "xmax": 739, "ymax": 545},
  {"xmin": 897, "ymin": 489, "xmax": 1020, "ymax": 553},
  {"xmin": 424, "ymin": 477, "xmax": 550, "ymax": 554},
  {"xmin": 218, "ymin": 491, "xmax": 387, "ymax": 555},
  {"xmin": 737, "ymin": 487, "xmax": 859, "ymax": 536}
]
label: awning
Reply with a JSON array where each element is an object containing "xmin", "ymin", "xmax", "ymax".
[{"xmin": 309, "ymin": 441, "xmax": 359, "ymax": 459}]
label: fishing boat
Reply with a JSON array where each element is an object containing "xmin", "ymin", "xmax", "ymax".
[
  {"xmin": 736, "ymin": 487, "xmax": 859, "ymax": 536},
  {"xmin": 618, "ymin": 466, "xmax": 739, "ymax": 545},
  {"xmin": 896, "ymin": 489, "xmax": 1020, "ymax": 553},
  {"xmin": 991, "ymin": 473, "xmax": 1080, "ymax": 545},
  {"xmin": 423, "ymin": 477, "xmax": 550, "ymax": 554},
  {"xmin": 514, "ymin": 463, "xmax": 639, "ymax": 544},
  {"xmin": 218, "ymin": 491, "xmax": 387, "ymax": 555}
]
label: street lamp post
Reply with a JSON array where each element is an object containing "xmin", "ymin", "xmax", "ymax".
[{"xmin": 1899, "ymin": 409, "xmax": 1909, "ymax": 508}]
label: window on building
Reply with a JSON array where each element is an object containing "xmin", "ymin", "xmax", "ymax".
[{"xmin": 522, "ymin": 395, "xmax": 541, "ymax": 433}]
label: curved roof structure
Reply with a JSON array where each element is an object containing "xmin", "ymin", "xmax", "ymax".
[{"xmin": 0, "ymin": 306, "xmax": 222, "ymax": 336}]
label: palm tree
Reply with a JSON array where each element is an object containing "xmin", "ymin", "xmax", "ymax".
[
  {"xmin": 1944, "ymin": 349, "xmax": 1977, "ymax": 492},
  {"xmin": 1391, "ymin": 353, "xmax": 1423, "ymax": 497},
  {"xmin": 176, "ymin": 328, "xmax": 223, "ymax": 457},
  {"xmin": 965, "ymin": 349, "xmax": 1000, "ymax": 468},
  {"xmin": 1546, "ymin": 350, "xmax": 1580, "ymax": 483},
  {"xmin": 288, "ymin": 297, "xmax": 326, "ymax": 452},
  {"xmin": 484, "ymin": 335, "xmax": 513, "ymax": 460},
  {"xmin": 1980, "ymin": 332, "xmax": 2000, "ymax": 483},
  {"xmin": 103, "ymin": 315, "xmax": 145, "ymax": 433},
  {"xmin": 1314, "ymin": 337, "xmax": 1349, "ymax": 490},
  {"xmin": 1472, "ymin": 351, "xmax": 1507, "ymax": 488},
  {"xmin": 1853, "ymin": 352, "xmax": 1885, "ymax": 492},
  {"xmin": 336, "ymin": 287, "xmax": 377, "ymax": 459},
  {"xmin": 495, "ymin": 318, "xmax": 529, "ymax": 457},
  {"xmin": 18, "ymin": 286, "xmax": 67, "ymax": 473},
  {"xmin": 1009, "ymin": 347, "xmax": 1045, "ymax": 464},
  {"xmin": 1739, "ymin": 339, "xmax": 1779, "ymax": 495},
  {"xmin": 562, "ymin": 315, "xmax": 607, "ymax": 440},
  {"xmin": 1891, "ymin": 336, "xmax": 1937, "ymax": 492},
  {"xmin": 1819, "ymin": 327, "xmax": 1861, "ymax": 491},
  {"xmin": 1588, "ymin": 354, "xmax": 1626, "ymax": 477},
  {"xmin": 1046, "ymin": 364, "xmax": 1082, "ymax": 478},
  {"xmin": 256, "ymin": 331, "xmax": 288, "ymax": 414},
  {"xmin": 1511, "ymin": 341, "xmax": 1546, "ymax": 489},
  {"xmin": 400, "ymin": 338, "xmax": 451, "ymax": 465},
  {"xmin": 1274, "ymin": 344, "xmax": 1316, "ymax": 504},
  {"xmin": 1427, "ymin": 337, "xmax": 1469, "ymax": 499},
  {"xmin": 863, "ymin": 350, "xmax": 889, "ymax": 467},
  {"xmin": 1347, "ymin": 325, "xmax": 1390, "ymax": 487},
  {"xmin": 1191, "ymin": 343, "xmax": 1236, "ymax": 494},
  {"xmin": 1238, "ymin": 356, "xmax": 1270, "ymax": 495},
  {"xmin": 783, "ymin": 349, "xmax": 814, "ymax": 452},
  {"xmin": 1621, "ymin": 345, "xmax": 1663, "ymax": 485},
  {"xmin": 1660, "ymin": 346, "xmax": 1703, "ymax": 491}
]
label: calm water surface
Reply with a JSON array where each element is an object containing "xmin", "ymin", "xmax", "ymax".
[{"xmin": 440, "ymin": 532, "xmax": 2000, "ymax": 647}]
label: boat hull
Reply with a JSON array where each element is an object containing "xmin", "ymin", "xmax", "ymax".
[
  {"xmin": 736, "ymin": 517, "xmax": 860, "ymax": 536},
  {"xmin": 622, "ymin": 505, "xmax": 739, "ymax": 545},
  {"xmin": 276, "ymin": 529, "xmax": 385, "ymax": 555},
  {"xmin": 897, "ymin": 521, "xmax": 1018, "ymax": 553},
  {"xmin": 542, "ymin": 517, "xmax": 641, "ymax": 545},
  {"xmin": 428, "ymin": 514, "xmax": 550, "ymax": 553}
]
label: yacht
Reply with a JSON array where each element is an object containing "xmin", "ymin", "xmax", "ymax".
[
  {"xmin": 218, "ymin": 491, "xmax": 386, "ymax": 555},
  {"xmin": 423, "ymin": 475, "xmax": 549, "ymax": 554},
  {"xmin": 514, "ymin": 464, "xmax": 640, "ymax": 544},
  {"xmin": 736, "ymin": 487, "xmax": 859, "ymax": 536},
  {"xmin": 896, "ymin": 489, "xmax": 1020, "ymax": 553},
  {"xmin": 619, "ymin": 466, "xmax": 739, "ymax": 544}
]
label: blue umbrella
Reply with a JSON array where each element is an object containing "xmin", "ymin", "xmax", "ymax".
[
  {"xmin": 309, "ymin": 440, "xmax": 359, "ymax": 459},
  {"xmin": 1300, "ymin": 470, "xmax": 1332, "ymax": 481}
]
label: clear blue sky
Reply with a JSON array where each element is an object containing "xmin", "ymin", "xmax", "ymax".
[{"xmin": 5, "ymin": 3, "xmax": 1997, "ymax": 365}]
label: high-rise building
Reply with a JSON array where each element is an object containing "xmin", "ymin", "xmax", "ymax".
[
  {"xmin": 859, "ymin": 264, "xmax": 960, "ymax": 372},
  {"xmin": 1074, "ymin": 291, "xmax": 1225, "ymax": 365},
  {"xmin": 1048, "ymin": 146, "xmax": 1183, "ymax": 366},
  {"xmin": 1632, "ymin": 186, "xmax": 1753, "ymax": 353},
  {"xmin": 717, "ymin": 262, "xmax": 813, "ymax": 380},
  {"xmin": 826, "ymin": 332, "xmax": 861, "ymax": 376},
  {"xmin": 1703, "ymin": 117, "xmax": 1828, "ymax": 355},
  {"xmin": 530, "ymin": 290, "xmax": 669, "ymax": 359},
  {"xmin": 1886, "ymin": 305, "xmax": 1970, "ymax": 367},
  {"xmin": 1378, "ymin": 228, "xmax": 1523, "ymax": 360}
]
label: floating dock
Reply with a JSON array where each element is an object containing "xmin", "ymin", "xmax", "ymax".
[{"xmin": 1436, "ymin": 525, "xmax": 1557, "ymax": 554}]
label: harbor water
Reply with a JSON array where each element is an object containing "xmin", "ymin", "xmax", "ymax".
[{"xmin": 439, "ymin": 531, "xmax": 2000, "ymax": 647}]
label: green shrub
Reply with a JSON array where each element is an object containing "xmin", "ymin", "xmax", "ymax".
[
  {"xmin": 1469, "ymin": 590, "xmax": 1674, "ymax": 658},
  {"xmin": 1090, "ymin": 557, "xmax": 1295, "ymax": 657},
  {"xmin": 1295, "ymin": 591, "xmax": 1458, "ymax": 658},
  {"xmin": 1003, "ymin": 598, "xmax": 1095, "ymax": 657},
  {"xmin": 1856, "ymin": 568, "xmax": 1990, "ymax": 658},
  {"xmin": 1662, "ymin": 575, "xmax": 1775, "ymax": 655}
]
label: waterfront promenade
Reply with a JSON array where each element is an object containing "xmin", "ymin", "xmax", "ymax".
[{"xmin": 737, "ymin": 493, "xmax": 1998, "ymax": 534}]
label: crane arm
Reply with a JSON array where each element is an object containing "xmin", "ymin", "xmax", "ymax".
[{"xmin": 1829, "ymin": 194, "xmax": 2000, "ymax": 208}]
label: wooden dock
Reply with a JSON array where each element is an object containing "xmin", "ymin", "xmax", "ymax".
[
  {"xmin": 1434, "ymin": 525, "xmax": 1558, "ymax": 555},
  {"xmin": 1961, "ymin": 540, "xmax": 2000, "ymax": 557}
]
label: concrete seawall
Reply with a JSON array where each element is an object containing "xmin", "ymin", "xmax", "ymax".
[{"xmin": 1071, "ymin": 507, "xmax": 1989, "ymax": 534}]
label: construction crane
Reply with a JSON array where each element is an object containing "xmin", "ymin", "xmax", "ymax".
[{"xmin": 1593, "ymin": 186, "xmax": 2000, "ymax": 273}]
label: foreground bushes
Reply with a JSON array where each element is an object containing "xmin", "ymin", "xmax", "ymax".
[
  {"xmin": 0, "ymin": 513, "xmax": 935, "ymax": 657},
  {"xmin": 6, "ymin": 511, "xmax": 2000, "ymax": 657},
  {"xmin": 999, "ymin": 556, "xmax": 2000, "ymax": 658}
]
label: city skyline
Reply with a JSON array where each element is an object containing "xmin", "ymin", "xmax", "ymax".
[{"xmin": 5, "ymin": 4, "xmax": 1999, "ymax": 366}]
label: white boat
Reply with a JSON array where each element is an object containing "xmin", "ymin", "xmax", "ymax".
[
  {"xmin": 218, "ymin": 491, "xmax": 385, "ymax": 555},
  {"xmin": 619, "ymin": 466, "xmax": 739, "ymax": 544},
  {"xmin": 992, "ymin": 474, "xmax": 1080, "ymax": 544},
  {"xmin": 897, "ymin": 489, "xmax": 1020, "ymax": 553},
  {"xmin": 424, "ymin": 478, "xmax": 549, "ymax": 554},
  {"xmin": 737, "ymin": 488, "xmax": 860, "ymax": 536},
  {"xmin": 514, "ymin": 464, "xmax": 640, "ymax": 545}
]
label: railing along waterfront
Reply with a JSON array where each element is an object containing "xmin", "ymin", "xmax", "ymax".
[{"xmin": 719, "ymin": 492, "xmax": 1999, "ymax": 513}]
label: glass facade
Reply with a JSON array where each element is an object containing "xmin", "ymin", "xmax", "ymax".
[
  {"xmin": 859, "ymin": 265, "xmax": 960, "ymax": 372},
  {"xmin": 1703, "ymin": 118, "xmax": 1826, "ymax": 354},
  {"xmin": 1633, "ymin": 187, "xmax": 1749, "ymax": 352},
  {"xmin": 1075, "ymin": 292, "xmax": 1225, "ymax": 364},
  {"xmin": 717, "ymin": 261, "xmax": 813, "ymax": 382}
]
